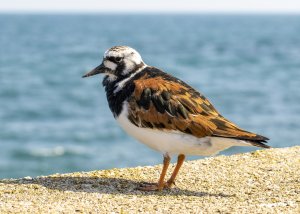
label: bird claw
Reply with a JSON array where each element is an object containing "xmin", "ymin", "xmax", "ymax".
[{"xmin": 167, "ymin": 180, "xmax": 176, "ymax": 187}]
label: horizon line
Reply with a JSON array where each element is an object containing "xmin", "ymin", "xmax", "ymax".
[{"xmin": 1, "ymin": 10, "xmax": 300, "ymax": 15}]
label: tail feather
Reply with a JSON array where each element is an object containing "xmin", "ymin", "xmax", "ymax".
[
  {"xmin": 212, "ymin": 132, "xmax": 270, "ymax": 148},
  {"xmin": 244, "ymin": 134, "xmax": 270, "ymax": 148},
  {"xmin": 233, "ymin": 133, "xmax": 270, "ymax": 148},
  {"xmin": 209, "ymin": 116, "xmax": 270, "ymax": 148},
  {"xmin": 248, "ymin": 140, "xmax": 271, "ymax": 148}
]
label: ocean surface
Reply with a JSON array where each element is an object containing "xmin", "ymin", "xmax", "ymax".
[{"xmin": 0, "ymin": 14, "xmax": 299, "ymax": 179}]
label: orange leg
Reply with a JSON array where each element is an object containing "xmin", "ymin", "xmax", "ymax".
[
  {"xmin": 138, "ymin": 154, "xmax": 171, "ymax": 191},
  {"xmin": 138, "ymin": 154, "xmax": 185, "ymax": 191},
  {"xmin": 166, "ymin": 154, "xmax": 185, "ymax": 188}
]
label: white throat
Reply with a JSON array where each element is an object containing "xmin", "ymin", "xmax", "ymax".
[{"xmin": 105, "ymin": 73, "xmax": 117, "ymax": 82}]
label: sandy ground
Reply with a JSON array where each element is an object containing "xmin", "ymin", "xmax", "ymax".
[{"xmin": 0, "ymin": 146, "xmax": 299, "ymax": 213}]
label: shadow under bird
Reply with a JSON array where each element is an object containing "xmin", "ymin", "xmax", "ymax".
[{"xmin": 82, "ymin": 46, "xmax": 270, "ymax": 191}]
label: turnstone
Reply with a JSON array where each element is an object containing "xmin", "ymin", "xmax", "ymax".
[{"xmin": 83, "ymin": 46, "xmax": 270, "ymax": 191}]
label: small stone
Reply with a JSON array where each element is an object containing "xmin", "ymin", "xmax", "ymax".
[{"xmin": 23, "ymin": 176, "xmax": 32, "ymax": 180}]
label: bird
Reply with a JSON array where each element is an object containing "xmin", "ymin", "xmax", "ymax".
[{"xmin": 82, "ymin": 46, "xmax": 270, "ymax": 191}]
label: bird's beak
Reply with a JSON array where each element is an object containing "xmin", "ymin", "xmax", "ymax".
[{"xmin": 82, "ymin": 63, "xmax": 106, "ymax": 78}]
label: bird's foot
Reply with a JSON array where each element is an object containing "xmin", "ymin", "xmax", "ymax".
[
  {"xmin": 137, "ymin": 180, "xmax": 175, "ymax": 191},
  {"xmin": 137, "ymin": 182, "xmax": 162, "ymax": 191}
]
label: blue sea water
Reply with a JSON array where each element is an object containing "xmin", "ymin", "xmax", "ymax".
[{"xmin": 0, "ymin": 14, "xmax": 299, "ymax": 179}]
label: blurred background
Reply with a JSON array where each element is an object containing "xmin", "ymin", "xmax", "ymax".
[{"xmin": 1, "ymin": 1, "xmax": 300, "ymax": 179}]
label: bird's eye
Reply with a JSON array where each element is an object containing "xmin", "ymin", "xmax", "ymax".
[
  {"xmin": 115, "ymin": 57, "xmax": 122, "ymax": 62},
  {"xmin": 107, "ymin": 56, "xmax": 122, "ymax": 63}
]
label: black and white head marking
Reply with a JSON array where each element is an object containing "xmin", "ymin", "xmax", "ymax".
[
  {"xmin": 83, "ymin": 46, "xmax": 147, "ymax": 117},
  {"xmin": 102, "ymin": 46, "xmax": 146, "ymax": 81}
]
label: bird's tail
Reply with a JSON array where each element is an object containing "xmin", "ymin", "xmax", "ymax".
[{"xmin": 211, "ymin": 119, "xmax": 270, "ymax": 148}]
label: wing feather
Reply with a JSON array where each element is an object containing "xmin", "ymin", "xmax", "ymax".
[{"xmin": 127, "ymin": 69, "xmax": 269, "ymax": 147}]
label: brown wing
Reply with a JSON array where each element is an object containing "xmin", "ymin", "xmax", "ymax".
[{"xmin": 128, "ymin": 70, "xmax": 269, "ymax": 147}]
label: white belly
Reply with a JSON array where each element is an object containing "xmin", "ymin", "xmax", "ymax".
[{"xmin": 116, "ymin": 103, "xmax": 250, "ymax": 156}]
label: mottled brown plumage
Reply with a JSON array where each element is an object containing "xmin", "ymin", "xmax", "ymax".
[{"xmin": 128, "ymin": 69, "xmax": 269, "ymax": 148}]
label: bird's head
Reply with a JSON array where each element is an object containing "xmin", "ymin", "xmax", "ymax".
[{"xmin": 83, "ymin": 46, "xmax": 145, "ymax": 81}]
